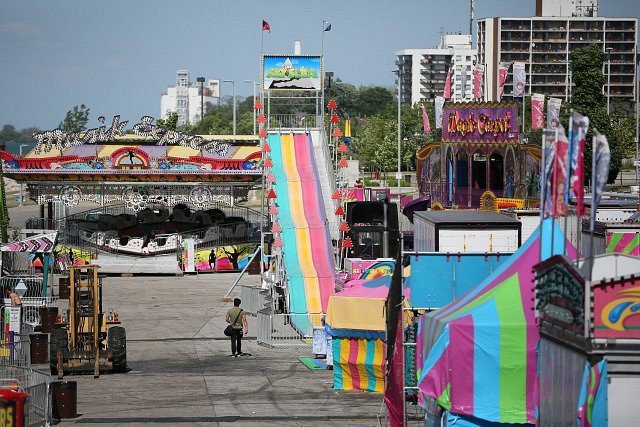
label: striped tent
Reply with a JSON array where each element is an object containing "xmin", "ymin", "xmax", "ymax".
[
  {"xmin": 416, "ymin": 220, "xmax": 576, "ymax": 424},
  {"xmin": 333, "ymin": 338, "xmax": 385, "ymax": 393}
]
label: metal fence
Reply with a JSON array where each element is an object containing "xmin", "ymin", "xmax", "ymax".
[
  {"xmin": 0, "ymin": 365, "xmax": 52, "ymax": 426},
  {"xmin": 239, "ymin": 285, "xmax": 271, "ymax": 316},
  {"xmin": 268, "ymin": 114, "xmax": 320, "ymax": 129},
  {"xmin": 0, "ymin": 332, "xmax": 31, "ymax": 368},
  {"xmin": 257, "ymin": 312, "xmax": 324, "ymax": 348}
]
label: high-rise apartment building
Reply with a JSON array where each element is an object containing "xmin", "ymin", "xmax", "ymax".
[
  {"xmin": 396, "ymin": 34, "xmax": 477, "ymax": 105},
  {"xmin": 478, "ymin": 1, "xmax": 636, "ymax": 104},
  {"xmin": 160, "ymin": 70, "xmax": 221, "ymax": 127}
]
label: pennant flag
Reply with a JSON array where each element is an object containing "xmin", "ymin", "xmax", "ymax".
[
  {"xmin": 259, "ymin": 127, "xmax": 267, "ymax": 138},
  {"xmin": 335, "ymin": 205, "xmax": 345, "ymax": 216},
  {"xmin": 344, "ymin": 119, "xmax": 351, "ymax": 143},
  {"xmin": 460, "ymin": 69, "xmax": 468, "ymax": 99},
  {"xmin": 591, "ymin": 133, "xmax": 611, "ymax": 231},
  {"xmin": 264, "ymin": 157, "xmax": 273, "ymax": 168},
  {"xmin": 273, "ymin": 236, "xmax": 284, "ymax": 247},
  {"xmin": 531, "ymin": 93, "xmax": 545, "ymax": 130},
  {"xmin": 547, "ymin": 97, "xmax": 562, "ymax": 129},
  {"xmin": 333, "ymin": 127, "xmax": 343, "ymax": 137},
  {"xmin": 323, "ymin": 21, "xmax": 332, "ymax": 32},
  {"xmin": 434, "ymin": 96, "xmax": 445, "ymax": 130},
  {"xmin": 266, "ymin": 173, "xmax": 276, "ymax": 183},
  {"xmin": 257, "ymin": 113, "xmax": 266, "ymax": 124},
  {"xmin": 262, "ymin": 20, "xmax": 271, "ymax": 32},
  {"xmin": 327, "ymin": 99, "xmax": 337, "ymax": 110},
  {"xmin": 330, "ymin": 113, "xmax": 340, "ymax": 123},
  {"xmin": 262, "ymin": 141, "xmax": 271, "ymax": 153},
  {"xmin": 444, "ymin": 68, "xmax": 452, "ymax": 99},
  {"xmin": 473, "ymin": 65, "xmax": 485, "ymax": 99},
  {"xmin": 271, "ymin": 221, "xmax": 282, "ymax": 233},
  {"xmin": 253, "ymin": 100, "xmax": 263, "ymax": 110},
  {"xmin": 421, "ymin": 106, "xmax": 431, "ymax": 134},
  {"xmin": 542, "ymin": 130, "xmax": 557, "ymax": 218},
  {"xmin": 339, "ymin": 221, "xmax": 350, "ymax": 232},
  {"xmin": 332, "ymin": 190, "xmax": 342, "ymax": 200},
  {"xmin": 566, "ymin": 111, "xmax": 589, "ymax": 217},
  {"xmin": 551, "ymin": 127, "xmax": 569, "ymax": 216},
  {"xmin": 337, "ymin": 142, "xmax": 348, "ymax": 153},
  {"xmin": 512, "ymin": 62, "xmax": 526, "ymax": 97},
  {"xmin": 338, "ymin": 157, "xmax": 348, "ymax": 168},
  {"xmin": 268, "ymin": 204, "xmax": 279, "ymax": 214},
  {"xmin": 341, "ymin": 237, "xmax": 353, "ymax": 249},
  {"xmin": 498, "ymin": 62, "xmax": 510, "ymax": 101},
  {"xmin": 267, "ymin": 188, "xmax": 277, "ymax": 199}
]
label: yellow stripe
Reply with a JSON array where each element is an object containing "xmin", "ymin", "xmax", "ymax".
[
  {"xmin": 356, "ymin": 340, "xmax": 368, "ymax": 391},
  {"xmin": 340, "ymin": 340, "xmax": 353, "ymax": 390},
  {"xmin": 372, "ymin": 339, "xmax": 385, "ymax": 393}
]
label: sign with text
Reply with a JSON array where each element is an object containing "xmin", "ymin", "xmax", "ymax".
[
  {"xmin": 262, "ymin": 55, "xmax": 322, "ymax": 91},
  {"xmin": 442, "ymin": 102, "xmax": 519, "ymax": 144},
  {"xmin": 594, "ymin": 281, "xmax": 640, "ymax": 339}
]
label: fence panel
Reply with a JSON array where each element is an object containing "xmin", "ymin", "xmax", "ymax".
[
  {"xmin": 0, "ymin": 333, "xmax": 31, "ymax": 368},
  {"xmin": 257, "ymin": 312, "xmax": 323, "ymax": 349},
  {"xmin": 0, "ymin": 365, "xmax": 51, "ymax": 427}
]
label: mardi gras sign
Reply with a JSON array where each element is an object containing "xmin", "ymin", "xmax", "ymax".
[
  {"xmin": 32, "ymin": 115, "xmax": 230, "ymax": 156},
  {"xmin": 594, "ymin": 282, "xmax": 640, "ymax": 339},
  {"xmin": 442, "ymin": 102, "xmax": 519, "ymax": 143}
]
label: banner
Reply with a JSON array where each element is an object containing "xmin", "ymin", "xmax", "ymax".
[
  {"xmin": 421, "ymin": 106, "xmax": 431, "ymax": 134},
  {"xmin": 498, "ymin": 62, "xmax": 510, "ymax": 101},
  {"xmin": 551, "ymin": 127, "xmax": 569, "ymax": 216},
  {"xmin": 531, "ymin": 93, "xmax": 545, "ymax": 130},
  {"xmin": 547, "ymin": 97, "xmax": 562, "ymax": 129},
  {"xmin": 473, "ymin": 65, "xmax": 484, "ymax": 99},
  {"xmin": 566, "ymin": 111, "xmax": 589, "ymax": 216},
  {"xmin": 512, "ymin": 62, "xmax": 526, "ymax": 97},
  {"xmin": 542, "ymin": 130, "xmax": 557, "ymax": 218},
  {"xmin": 444, "ymin": 69, "xmax": 452, "ymax": 99},
  {"xmin": 434, "ymin": 96, "xmax": 445, "ymax": 129},
  {"xmin": 460, "ymin": 69, "xmax": 467, "ymax": 99},
  {"xmin": 262, "ymin": 55, "xmax": 322, "ymax": 91},
  {"xmin": 442, "ymin": 102, "xmax": 519, "ymax": 143},
  {"xmin": 591, "ymin": 133, "xmax": 611, "ymax": 230}
]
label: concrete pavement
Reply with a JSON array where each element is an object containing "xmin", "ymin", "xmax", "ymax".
[{"xmin": 42, "ymin": 272, "xmax": 382, "ymax": 426}]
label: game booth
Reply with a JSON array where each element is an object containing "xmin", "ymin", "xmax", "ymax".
[{"xmin": 417, "ymin": 102, "xmax": 541, "ymax": 208}]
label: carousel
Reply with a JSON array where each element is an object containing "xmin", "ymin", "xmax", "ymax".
[{"xmin": 417, "ymin": 102, "xmax": 542, "ymax": 209}]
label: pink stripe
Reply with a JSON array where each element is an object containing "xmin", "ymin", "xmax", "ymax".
[
  {"xmin": 348, "ymin": 339, "xmax": 361, "ymax": 389},
  {"xmin": 449, "ymin": 316, "xmax": 474, "ymax": 414},
  {"xmin": 615, "ymin": 233, "xmax": 637, "ymax": 252}
]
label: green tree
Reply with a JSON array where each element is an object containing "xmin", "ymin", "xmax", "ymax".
[
  {"xmin": 59, "ymin": 104, "xmax": 90, "ymax": 133},
  {"xmin": 354, "ymin": 86, "xmax": 394, "ymax": 117},
  {"xmin": 156, "ymin": 111, "xmax": 179, "ymax": 130},
  {"xmin": 327, "ymin": 78, "xmax": 357, "ymax": 117},
  {"xmin": 352, "ymin": 116, "xmax": 397, "ymax": 176}
]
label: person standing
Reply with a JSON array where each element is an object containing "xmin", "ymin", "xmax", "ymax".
[{"xmin": 225, "ymin": 298, "xmax": 248, "ymax": 357}]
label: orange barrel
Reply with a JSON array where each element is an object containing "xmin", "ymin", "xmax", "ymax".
[
  {"xmin": 29, "ymin": 333, "xmax": 48, "ymax": 364},
  {"xmin": 51, "ymin": 381, "xmax": 77, "ymax": 419},
  {"xmin": 58, "ymin": 277, "xmax": 70, "ymax": 299},
  {"xmin": 39, "ymin": 307, "xmax": 58, "ymax": 333}
]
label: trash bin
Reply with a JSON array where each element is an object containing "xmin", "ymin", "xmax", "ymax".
[
  {"xmin": 58, "ymin": 277, "xmax": 70, "ymax": 299},
  {"xmin": 51, "ymin": 381, "xmax": 77, "ymax": 419},
  {"xmin": 29, "ymin": 333, "xmax": 48, "ymax": 364}
]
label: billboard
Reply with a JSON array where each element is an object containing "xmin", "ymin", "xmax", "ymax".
[
  {"xmin": 442, "ymin": 102, "xmax": 519, "ymax": 143},
  {"xmin": 262, "ymin": 55, "xmax": 322, "ymax": 91},
  {"xmin": 594, "ymin": 281, "xmax": 640, "ymax": 339}
]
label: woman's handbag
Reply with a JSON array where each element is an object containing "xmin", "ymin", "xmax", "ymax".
[{"xmin": 224, "ymin": 309, "xmax": 243, "ymax": 336}]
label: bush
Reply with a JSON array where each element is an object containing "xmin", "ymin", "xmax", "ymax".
[{"xmin": 387, "ymin": 177, "xmax": 412, "ymax": 187}]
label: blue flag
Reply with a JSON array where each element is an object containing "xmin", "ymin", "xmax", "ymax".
[{"xmin": 324, "ymin": 21, "xmax": 332, "ymax": 31}]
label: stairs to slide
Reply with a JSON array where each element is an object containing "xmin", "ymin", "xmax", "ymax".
[{"xmin": 268, "ymin": 131, "xmax": 336, "ymax": 315}]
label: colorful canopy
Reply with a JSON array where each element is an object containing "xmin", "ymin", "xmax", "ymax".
[
  {"xmin": 416, "ymin": 220, "xmax": 576, "ymax": 424},
  {"xmin": 333, "ymin": 337, "xmax": 385, "ymax": 393}
]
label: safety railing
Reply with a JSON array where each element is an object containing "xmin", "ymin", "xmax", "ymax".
[
  {"xmin": 0, "ymin": 334, "xmax": 31, "ymax": 368},
  {"xmin": 0, "ymin": 365, "xmax": 52, "ymax": 427},
  {"xmin": 268, "ymin": 114, "xmax": 320, "ymax": 129},
  {"xmin": 0, "ymin": 276, "xmax": 46, "ymax": 298},
  {"xmin": 239, "ymin": 285, "xmax": 272, "ymax": 316},
  {"xmin": 257, "ymin": 311, "xmax": 324, "ymax": 349}
]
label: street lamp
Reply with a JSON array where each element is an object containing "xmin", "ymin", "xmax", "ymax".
[
  {"xmin": 19, "ymin": 144, "xmax": 29, "ymax": 206},
  {"xmin": 244, "ymin": 80, "xmax": 257, "ymax": 135},
  {"xmin": 606, "ymin": 47, "xmax": 613, "ymax": 115},
  {"xmin": 392, "ymin": 69, "xmax": 402, "ymax": 208},
  {"xmin": 196, "ymin": 77, "xmax": 205, "ymax": 124},
  {"xmin": 223, "ymin": 80, "xmax": 237, "ymax": 135}
]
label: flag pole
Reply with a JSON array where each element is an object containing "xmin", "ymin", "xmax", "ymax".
[
  {"xmin": 588, "ymin": 131, "xmax": 598, "ymax": 282},
  {"xmin": 539, "ymin": 130, "xmax": 547, "ymax": 263}
]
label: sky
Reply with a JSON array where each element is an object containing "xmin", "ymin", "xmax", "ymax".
[{"xmin": 1, "ymin": 0, "xmax": 639, "ymax": 130}]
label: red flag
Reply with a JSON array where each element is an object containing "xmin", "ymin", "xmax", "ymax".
[
  {"xmin": 335, "ymin": 205, "xmax": 345, "ymax": 216},
  {"xmin": 444, "ymin": 68, "xmax": 452, "ymax": 99},
  {"xmin": 568, "ymin": 112, "xmax": 589, "ymax": 217},
  {"xmin": 341, "ymin": 237, "xmax": 353, "ymax": 249},
  {"xmin": 327, "ymin": 99, "xmax": 337, "ymax": 110},
  {"xmin": 531, "ymin": 93, "xmax": 545, "ymax": 130},
  {"xmin": 421, "ymin": 106, "xmax": 431, "ymax": 134},
  {"xmin": 473, "ymin": 65, "xmax": 484, "ymax": 99},
  {"xmin": 267, "ymin": 188, "xmax": 277, "ymax": 199},
  {"xmin": 330, "ymin": 113, "xmax": 339, "ymax": 124},
  {"xmin": 253, "ymin": 100, "xmax": 263, "ymax": 110},
  {"xmin": 552, "ymin": 128, "xmax": 569, "ymax": 216},
  {"xmin": 262, "ymin": 20, "xmax": 270, "ymax": 32}
]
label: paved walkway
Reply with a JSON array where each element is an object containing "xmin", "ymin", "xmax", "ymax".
[{"xmin": 47, "ymin": 273, "xmax": 382, "ymax": 426}]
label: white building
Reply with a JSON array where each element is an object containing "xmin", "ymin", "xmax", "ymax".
[
  {"xmin": 395, "ymin": 34, "xmax": 477, "ymax": 105},
  {"xmin": 478, "ymin": 0, "xmax": 636, "ymax": 103},
  {"xmin": 160, "ymin": 70, "xmax": 220, "ymax": 127}
]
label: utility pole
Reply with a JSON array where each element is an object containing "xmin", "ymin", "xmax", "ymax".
[{"xmin": 469, "ymin": 0, "xmax": 474, "ymax": 38}]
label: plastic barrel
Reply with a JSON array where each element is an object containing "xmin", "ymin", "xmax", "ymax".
[
  {"xmin": 39, "ymin": 307, "xmax": 58, "ymax": 333},
  {"xmin": 58, "ymin": 277, "xmax": 70, "ymax": 299},
  {"xmin": 29, "ymin": 333, "xmax": 48, "ymax": 364},
  {"xmin": 51, "ymin": 381, "xmax": 77, "ymax": 419}
]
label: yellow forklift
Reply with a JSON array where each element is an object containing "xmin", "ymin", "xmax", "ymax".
[{"xmin": 50, "ymin": 265, "xmax": 126, "ymax": 378}]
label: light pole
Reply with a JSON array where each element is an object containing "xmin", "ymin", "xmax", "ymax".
[
  {"xmin": 393, "ymin": 68, "xmax": 402, "ymax": 206},
  {"xmin": 244, "ymin": 80, "xmax": 257, "ymax": 135},
  {"xmin": 606, "ymin": 47, "xmax": 613, "ymax": 115},
  {"xmin": 223, "ymin": 80, "xmax": 237, "ymax": 135},
  {"xmin": 196, "ymin": 77, "xmax": 205, "ymax": 125},
  {"xmin": 19, "ymin": 144, "xmax": 28, "ymax": 206}
]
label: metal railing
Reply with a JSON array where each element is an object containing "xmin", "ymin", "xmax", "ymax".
[
  {"xmin": 268, "ymin": 114, "xmax": 320, "ymax": 129},
  {"xmin": 257, "ymin": 312, "xmax": 323, "ymax": 348},
  {"xmin": 0, "ymin": 365, "xmax": 52, "ymax": 426},
  {"xmin": 0, "ymin": 333, "xmax": 31, "ymax": 368}
]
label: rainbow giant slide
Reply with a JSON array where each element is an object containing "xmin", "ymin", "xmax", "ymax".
[{"xmin": 268, "ymin": 131, "xmax": 336, "ymax": 314}]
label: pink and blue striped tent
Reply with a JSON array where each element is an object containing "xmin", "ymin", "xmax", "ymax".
[{"xmin": 416, "ymin": 220, "xmax": 577, "ymax": 424}]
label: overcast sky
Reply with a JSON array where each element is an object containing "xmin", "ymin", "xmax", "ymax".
[{"xmin": 1, "ymin": 0, "xmax": 638, "ymax": 130}]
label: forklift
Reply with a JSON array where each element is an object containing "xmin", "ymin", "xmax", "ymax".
[{"xmin": 50, "ymin": 265, "xmax": 126, "ymax": 378}]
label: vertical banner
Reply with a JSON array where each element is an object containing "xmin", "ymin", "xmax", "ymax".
[
  {"xmin": 473, "ymin": 65, "xmax": 484, "ymax": 99},
  {"xmin": 591, "ymin": 133, "xmax": 611, "ymax": 230},
  {"xmin": 531, "ymin": 93, "xmax": 545, "ymax": 130},
  {"xmin": 182, "ymin": 238, "xmax": 196, "ymax": 272},
  {"xmin": 547, "ymin": 97, "xmax": 562, "ymax": 129},
  {"xmin": 542, "ymin": 131, "xmax": 557, "ymax": 218},
  {"xmin": 434, "ymin": 96, "xmax": 445, "ymax": 129},
  {"xmin": 552, "ymin": 127, "xmax": 569, "ymax": 216},
  {"xmin": 498, "ymin": 62, "xmax": 510, "ymax": 101},
  {"xmin": 444, "ymin": 69, "xmax": 452, "ymax": 99},
  {"xmin": 421, "ymin": 106, "xmax": 431, "ymax": 134},
  {"xmin": 512, "ymin": 62, "xmax": 526, "ymax": 97},
  {"xmin": 567, "ymin": 112, "xmax": 589, "ymax": 217},
  {"xmin": 460, "ymin": 69, "xmax": 468, "ymax": 100}
]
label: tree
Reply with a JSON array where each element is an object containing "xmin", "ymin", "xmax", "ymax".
[
  {"xmin": 156, "ymin": 112, "xmax": 178, "ymax": 130},
  {"xmin": 328, "ymin": 79, "xmax": 357, "ymax": 117},
  {"xmin": 352, "ymin": 116, "xmax": 397, "ymax": 177},
  {"xmin": 59, "ymin": 104, "xmax": 90, "ymax": 133},
  {"xmin": 354, "ymin": 86, "xmax": 394, "ymax": 117}
]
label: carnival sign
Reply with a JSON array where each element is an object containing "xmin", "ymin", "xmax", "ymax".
[
  {"xmin": 594, "ymin": 282, "xmax": 640, "ymax": 339},
  {"xmin": 442, "ymin": 102, "xmax": 519, "ymax": 143},
  {"xmin": 32, "ymin": 115, "xmax": 230, "ymax": 156},
  {"xmin": 262, "ymin": 55, "xmax": 322, "ymax": 91}
]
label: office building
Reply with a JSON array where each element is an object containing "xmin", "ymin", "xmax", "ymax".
[{"xmin": 160, "ymin": 70, "xmax": 221, "ymax": 127}]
